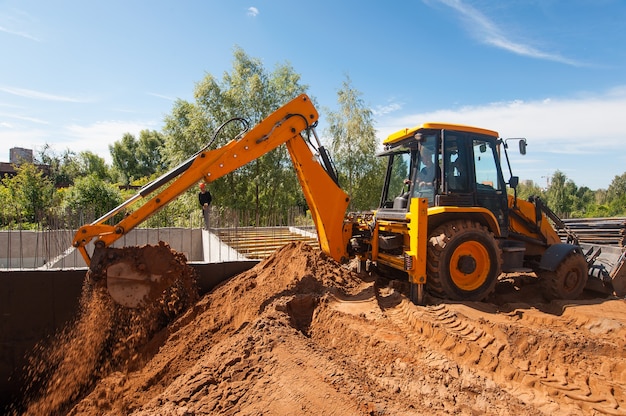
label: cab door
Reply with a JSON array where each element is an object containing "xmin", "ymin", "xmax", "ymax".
[
  {"xmin": 439, "ymin": 131, "xmax": 509, "ymax": 233},
  {"xmin": 472, "ymin": 138, "xmax": 509, "ymax": 232},
  {"xmin": 438, "ymin": 133, "xmax": 475, "ymax": 207}
]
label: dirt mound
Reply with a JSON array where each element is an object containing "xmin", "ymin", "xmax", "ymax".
[
  {"xmin": 19, "ymin": 242, "xmax": 626, "ymax": 415},
  {"xmin": 19, "ymin": 242, "xmax": 198, "ymax": 416}
]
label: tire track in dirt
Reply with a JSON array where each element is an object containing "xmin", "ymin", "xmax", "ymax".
[
  {"xmin": 376, "ymin": 287, "xmax": 626, "ymax": 416},
  {"xmin": 322, "ymin": 285, "xmax": 538, "ymax": 415}
]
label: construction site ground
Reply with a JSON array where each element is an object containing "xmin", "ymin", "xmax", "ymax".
[{"xmin": 17, "ymin": 242, "xmax": 626, "ymax": 416}]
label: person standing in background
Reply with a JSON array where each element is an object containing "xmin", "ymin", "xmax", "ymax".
[{"xmin": 198, "ymin": 182, "xmax": 212, "ymax": 229}]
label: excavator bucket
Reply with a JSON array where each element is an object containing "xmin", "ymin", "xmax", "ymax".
[{"xmin": 87, "ymin": 242, "xmax": 198, "ymax": 308}]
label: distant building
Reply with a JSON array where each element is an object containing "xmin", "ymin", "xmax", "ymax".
[
  {"xmin": 1, "ymin": 148, "xmax": 50, "ymax": 180},
  {"xmin": 9, "ymin": 147, "xmax": 33, "ymax": 164}
]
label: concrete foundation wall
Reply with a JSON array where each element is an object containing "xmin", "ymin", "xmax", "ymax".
[
  {"xmin": 0, "ymin": 229, "xmax": 76, "ymax": 268},
  {"xmin": 0, "ymin": 228, "xmax": 205, "ymax": 269},
  {"xmin": 0, "ymin": 260, "xmax": 257, "ymax": 411},
  {"xmin": 110, "ymin": 228, "xmax": 205, "ymax": 262}
]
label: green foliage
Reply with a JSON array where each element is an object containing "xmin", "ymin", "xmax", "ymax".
[
  {"xmin": 143, "ymin": 192, "xmax": 198, "ymax": 228},
  {"xmin": 110, "ymin": 130, "xmax": 165, "ymax": 185},
  {"xmin": 161, "ymin": 47, "xmax": 309, "ymax": 224},
  {"xmin": 61, "ymin": 174, "xmax": 123, "ymax": 221},
  {"xmin": 514, "ymin": 180, "xmax": 545, "ymax": 201},
  {"xmin": 607, "ymin": 172, "xmax": 626, "ymax": 202},
  {"xmin": 37, "ymin": 145, "xmax": 111, "ymax": 187},
  {"xmin": 79, "ymin": 151, "xmax": 110, "ymax": 180},
  {"xmin": 545, "ymin": 171, "xmax": 572, "ymax": 217},
  {"xmin": 137, "ymin": 130, "xmax": 168, "ymax": 175},
  {"xmin": 0, "ymin": 163, "xmax": 55, "ymax": 225},
  {"xmin": 325, "ymin": 75, "xmax": 384, "ymax": 211},
  {"xmin": 110, "ymin": 133, "xmax": 139, "ymax": 185},
  {"xmin": 513, "ymin": 171, "xmax": 626, "ymax": 219}
]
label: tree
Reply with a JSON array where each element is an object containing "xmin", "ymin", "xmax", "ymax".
[
  {"xmin": 109, "ymin": 130, "xmax": 165, "ymax": 185},
  {"xmin": 0, "ymin": 163, "xmax": 55, "ymax": 225},
  {"xmin": 61, "ymin": 174, "xmax": 123, "ymax": 222},
  {"xmin": 78, "ymin": 151, "xmax": 109, "ymax": 181},
  {"xmin": 137, "ymin": 130, "xmax": 167, "ymax": 176},
  {"xmin": 110, "ymin": 133, "xmax": 140, "ymax": 185},
  {"xmin": 162, "ymin": 47, "xmax": 309, "ymax": 224},
  {"xmin": 37, "ymin": 145, "xmax": 77, "ymax": 187},
  {"xmin": 570, "ymin": 186, "xmax": 595, "ymax": 218},
  {"xmin": 325, "ymin": 76, "xmax": 384, "ymax": 211},
  {"xmin": 545, "ymin": 170, "xmax": 574, "ymax": 218},
  {"xmin": 607, "ymin": 173, "xmax": 626, "ymax": 205},
  {"xmin": 36, "ymin": 145, "xmax": 111, "ymax": 187}
]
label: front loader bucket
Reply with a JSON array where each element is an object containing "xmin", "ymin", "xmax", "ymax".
[
  {"xmin": 581, "ymin": 243, "xmax": 626, "ymax": 297},
  {"xmin": 608, "ymin": 253, "xmax": 626, "ymax": 297}
]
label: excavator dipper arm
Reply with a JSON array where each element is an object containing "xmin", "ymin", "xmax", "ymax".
[{"xmin": 72, "ymin": 94, "xmax": 351, "ymax": 307}]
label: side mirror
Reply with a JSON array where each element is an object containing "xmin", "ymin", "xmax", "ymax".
[
  {"xmin": 519, "ymin": 139, "xmax": 527, "ymax": 155},
  {"xmin": 509, "ymin": 176, "xmax": 519, "ymax": 188}
]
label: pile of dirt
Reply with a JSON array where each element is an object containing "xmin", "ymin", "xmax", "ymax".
[
  {"xmin": 18, "ymin": 242, "xmax": 198, "ymax": 416},
  {"xmin": 18, "ymin": 242, "xmax": 626, "ymax": 415}
]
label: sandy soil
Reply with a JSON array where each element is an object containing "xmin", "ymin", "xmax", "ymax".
[{"xmin": 17, "ymin": 242, "xmax": 626, "ymax": 415}]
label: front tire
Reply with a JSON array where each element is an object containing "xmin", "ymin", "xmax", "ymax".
[
  {"xmin": 539, "ymin": 251, "xmax": 588, "ymax": 300},
  {"xmin": 427, "ymin": 220, "xmax": 501, "ymax": 301}
]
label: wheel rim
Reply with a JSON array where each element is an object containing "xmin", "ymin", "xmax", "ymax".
[
  {"xmin": 449, "ymin": 240, "xmax": 490, "ymax": 291},
  {"xmin": 563, "ymin": 268, "xmax": 583, "ymax": 292}
]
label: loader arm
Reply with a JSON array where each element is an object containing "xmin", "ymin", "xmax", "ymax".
[{"xmin": 73, "ymin": 94, "xmax": 351, "ymax": 267}]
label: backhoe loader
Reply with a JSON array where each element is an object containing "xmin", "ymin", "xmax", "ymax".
[
  {"xmin": 72, "ymin": 94, "xmax": 623, "ymax": 308},
  {"xmin": 349, "ymin": 123, "xmax": 618, "ymax": 303}
]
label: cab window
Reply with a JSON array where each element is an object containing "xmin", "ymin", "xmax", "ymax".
[{"xmin": 473, "ymin": 140, "xmax": 501, "ymax": 191}]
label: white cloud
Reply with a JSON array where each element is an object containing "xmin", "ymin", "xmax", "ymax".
[
  {"xmin": 373, "ymin": 101, "xmax": 402, "ymax": 117},
  {"xmin": 0, "ymin": 8, "xmax": 40, "ymax": 41},
  {"xmin": 377, "ymin": 89, "xmax": 626, "ymax": 153},
  {"xmin": 247, "ymin": 7, "xmax": 259, "ymax": 17},
  {"xmin": 63, "ymin": 120, "xmax": 160, "ymax": 161},
  {"xmin": 0, "ymin": 24, "xmax": 39, "ymax": 41},
  {"xmin": 375, "ymin": 87, "xmax": 626, "ymax": 189},
  {"xmin": 0, "ymin": 119, "xmax": 160, "ymax": 164},
  {"xmin": 427, "ymin": 0, "xmax": 583, "ymax": 66},
  {"xmin": 147, "ymin": 92, "xmax": 176, "ymax": 101},
  {"xmin": 0, "ymin": 86, "xmax": 89, "ymax": 102},
  {"xmin": 0, "ymin": 111, "xmax": 48, "ymax": 124}
]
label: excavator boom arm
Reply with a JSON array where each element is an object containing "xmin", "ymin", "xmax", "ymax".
[{"xmin": 73, "ymin": 94, "xmax": 350, "ymax": 265}]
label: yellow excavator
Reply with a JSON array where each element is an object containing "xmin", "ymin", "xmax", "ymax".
[{"xmin": 72, "ymin": 94, "xmax": 623, "ymax": 308}]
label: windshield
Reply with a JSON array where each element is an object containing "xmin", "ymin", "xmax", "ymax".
[
  {"xmin": 379, "ymin": 133, "xmax": 439, "ymax": 209},
  {"xmin": 387, "ymin": 151, "xmax": 412, "ymax": 201}
]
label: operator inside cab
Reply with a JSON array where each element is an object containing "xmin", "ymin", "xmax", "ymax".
[{"xmin": 413, "ymin": 135, "xmax": 437, "ymax": 203}]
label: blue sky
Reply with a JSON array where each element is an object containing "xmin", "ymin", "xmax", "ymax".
[{"xmin": 1, "ymin": 1, "xmax": 625, "ymax": 190}]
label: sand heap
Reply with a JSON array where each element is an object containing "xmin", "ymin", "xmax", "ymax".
[
  {"xmin": 19, "ymin": 242, "xmax": 198, "ymax": 416},
  {"xmin": 17, "ymin": 242, "xmax": 626, "ymax": 415}
]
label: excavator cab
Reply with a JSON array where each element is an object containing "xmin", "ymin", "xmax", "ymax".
[{"xmin": 377, "ymin": 125, "xmax": 510, "ymax": 221}]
